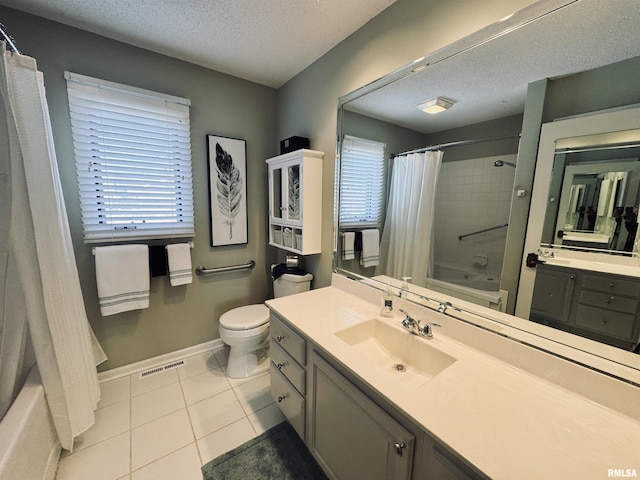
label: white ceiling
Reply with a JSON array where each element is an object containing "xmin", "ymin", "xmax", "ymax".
[{"xmin": 0, "ymin": 0, "xmax": 396, "ymax": 88}]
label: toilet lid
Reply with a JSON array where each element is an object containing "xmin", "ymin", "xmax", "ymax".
[{"xmin": 219, "ymin": 304, "xmax": 270, "ymax": 330}]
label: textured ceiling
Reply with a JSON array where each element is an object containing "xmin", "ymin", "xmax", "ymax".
[
  {"xmin": 346, "ymin": 0, "xmax": 640, "ymax": 134},
  {"xmin": 0, "ymin": 0, "xmax": 396, "ymax": 88}
]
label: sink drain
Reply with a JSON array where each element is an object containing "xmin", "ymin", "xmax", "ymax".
[{"xmin": 393, "ymin": 363, "xmax": 407, "ymax": 373}]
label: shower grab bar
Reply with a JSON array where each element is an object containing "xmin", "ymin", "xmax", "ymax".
[
  {"xmin": 458, "ymin": 223, "xmax": 508, "ymax": 241},
  {"xmin": 196, "ymin": 260, "xmax": 255, "ymax": 275}
]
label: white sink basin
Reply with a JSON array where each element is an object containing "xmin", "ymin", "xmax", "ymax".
[{"xmin": 335, "ymin": 318, "xmax": 456, "ymax": 385}]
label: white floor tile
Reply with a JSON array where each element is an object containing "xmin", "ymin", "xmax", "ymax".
[
  {"xmin": 98, "ymin": 376, "xmax": 130, "ymax": 409},
  {"xmin": 177, "ymin": 351, "xmax": 219, "ymax": 380},
  {"xmin": 131, "ymin": 381, "xmax": 185, "ymax": 428},
  {"xmin": 196, "ymin": 417, "xmax": 257, "ymax": 464},
  {"xmin": 188, "ymin": 389, "xmax": 246, "ymax": 439},
  {"xmin": 213, "ymin": 346, "xmax": 229, "ymax": 368},
  {"xmin": 131, "ymin": 369, "xmax": 179, "ymax": 397},
  {"xmin": 131, "ymin": 443, "xmax": 202, "ymax": 480},
  {"xmin": 180, "ymin": 367, "xmax": 231, "ymax": 405},
  {"xmin": 131, "ymin": 409, "xmax": 194, "ymax": 470},
  {"xmin": 74, "ymin": 400, "xmax": 130, "ymax": 451},
  {"xmin": 56, "ymin": 432, "xmax": 130, "ymax": 480},
  {"xmin": 233, "ymin": 372, "xmax": 273, "ymax": 414},
  {"xmin": 247, "ymin": 403, "xmax": 285, "ymax": 435}
]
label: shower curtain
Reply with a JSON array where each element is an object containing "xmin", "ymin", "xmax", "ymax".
[
  {"xmin": 0, "ymin": 44, "xmax": 106, "ymax": 450},
  {"xmin": 377, "ymin": 150, "xmax": 443, "ymax": 286}
]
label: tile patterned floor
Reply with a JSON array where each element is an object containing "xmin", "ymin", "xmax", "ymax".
[{"xmin": 55, "ymin": 347, "xmax": 284, "ymax": 480}]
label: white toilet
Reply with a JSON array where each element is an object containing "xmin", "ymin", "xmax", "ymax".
[{"xmin": 218, "ymin": 271, "xmax": 313, "ymax": 379}]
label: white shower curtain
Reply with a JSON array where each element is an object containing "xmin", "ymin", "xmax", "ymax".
[
  {"xmin": 377, "ymin": 150, "xmax": 443, "ymax": 286},
  {"xmin": 0, "ymin": 44, "xmax": 106, "ymax": 450}
]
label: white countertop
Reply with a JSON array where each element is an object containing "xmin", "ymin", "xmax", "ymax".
[{"xmin": 266, "ymin": 285, "xmax": 640, "ymax": 480}]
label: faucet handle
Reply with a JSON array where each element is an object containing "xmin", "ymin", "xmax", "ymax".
[{"xmin": 421, "ymin": 322, "xmax": 441, "ymax": 338}]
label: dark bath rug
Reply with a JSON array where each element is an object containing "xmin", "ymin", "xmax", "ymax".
[{"xmin": 201, "ymin": 421, "xmax": 328, "ymax": 480}]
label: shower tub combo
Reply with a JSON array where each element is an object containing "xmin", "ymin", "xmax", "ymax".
[
  {"xmin": 425, "ymin": 264, "xmax": 508, "ymax": 311},
  {"xmin": 0, "ymin": 367, "xmax": 60, "ymax": 480}
]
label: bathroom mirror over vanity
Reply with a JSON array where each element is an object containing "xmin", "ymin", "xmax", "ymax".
[{"xmin": 333, "ymin": 0, "xmax": 640, "ymax": 381}]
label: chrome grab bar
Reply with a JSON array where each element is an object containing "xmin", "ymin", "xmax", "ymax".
[
  {"xmin": 458, "ymin": 223, "xmax": 508, "ymax": 241},
  {"xmin": 195, "ymin": 260, "xmax": 255, "ymax": 275}
]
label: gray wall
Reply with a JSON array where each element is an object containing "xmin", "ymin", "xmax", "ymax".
[{"xmin": 1, "ymin": 6, "xmax": 278, "ymax": 370}]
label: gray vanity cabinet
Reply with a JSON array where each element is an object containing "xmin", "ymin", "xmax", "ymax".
[
  {"xmin": 309, "ymin": 352, "xmax": 414, "ymax": 480},
  {"xmin": 530, "ymin": 265, "xmax": 576, "ymax": 323},
  {"xmin": 531, "ymin": 264, "xmax": 640, "ymax": 350},
  {"xmin": 269, "ymin": 311, "xmax": 485, "ymax": 480},
  {"xmin": 270, "ymin": 316, "xmax": 307, "ymax": 439}
]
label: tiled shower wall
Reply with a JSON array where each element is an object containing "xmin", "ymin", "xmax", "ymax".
[{"xmin": 433, "ymin": 154, "xmax": 516, "ymax": 279}]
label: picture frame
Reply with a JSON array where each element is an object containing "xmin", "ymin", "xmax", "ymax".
[{"xmin": 206, "ymin": 134, "xmax": 248, "ymax": 246}]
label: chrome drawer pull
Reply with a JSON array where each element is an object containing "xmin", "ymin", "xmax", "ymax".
[
  {"xmin": 276, "ymin": 335, "xmax": 285, "ymax": 342},
  {"xmin": 394, "ymin": 442, "xmax": 406, "ymax": 457},
  {"xmin": 276, "ymin": 362, "xmax": 285, "ymax": 370},
  {"xmin": 277, "ymin": 394, "xmax": 287, "ymax": 403}
]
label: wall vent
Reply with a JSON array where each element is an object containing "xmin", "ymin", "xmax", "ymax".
[{"xmin": 138, "ymin": 359, "xmax": 186, "ymax": 379}]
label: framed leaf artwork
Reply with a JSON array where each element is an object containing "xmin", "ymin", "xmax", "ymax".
[{"xmin": 206, "ymin": 135, "xmax": 248, "ymax": 246}]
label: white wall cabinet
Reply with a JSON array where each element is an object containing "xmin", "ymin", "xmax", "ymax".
[{"xmin": 267, "ymin": 149, "xmax": 323, "ymax": 255}]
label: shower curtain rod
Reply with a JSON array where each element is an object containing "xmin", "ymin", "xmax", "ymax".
[
  {"xmin": 0, "ymin": 23, "xmax": 20, "ymax": 54},
  {"xmin": 391, "ymin": 133, "xmax": 520, "ymax": 158}
]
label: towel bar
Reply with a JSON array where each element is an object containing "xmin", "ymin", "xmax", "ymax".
[
  {"xmin": 92, "ymin": 241, "xmax": 194, "ymax": 255},
  {"xmin": 195, "ymin": 260, "xmax": 255, "ymax": 275}
]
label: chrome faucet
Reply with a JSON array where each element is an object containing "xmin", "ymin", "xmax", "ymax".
[
  {"xmin": 399, "ymin": 309, "xmax": 441, "ymax": 339},
  {"xmin": 438, "ymin": 301, "xmax": 452, "ymax": 314},
  {"xmin": 400, "ymin": 309, "xmax": 420, "ymax": 333}
]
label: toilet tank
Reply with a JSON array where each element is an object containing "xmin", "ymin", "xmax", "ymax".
[{"xmin": 273, "ymin": 272, "xmax": 313, "ymax": 298}]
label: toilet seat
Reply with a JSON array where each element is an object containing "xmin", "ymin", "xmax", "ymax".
[{"xmin": 219, "ymin": 304, "xmax": 269, "ymax": 331}]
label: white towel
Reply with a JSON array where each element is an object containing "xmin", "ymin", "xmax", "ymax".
[
  {"xmin": 94, "ymin": 245, "xmax": 150, "ymax": 316},
  {"xmin": 360, "ymin": 229, "xmax": 379, "ymax": 268},
  {"xmin": 342, "ymin": 232, "xmax": 355, "ymax": 260},
  {"xmin": 166, "ymin": 243, "xmax": 193, "ymax": 286}
]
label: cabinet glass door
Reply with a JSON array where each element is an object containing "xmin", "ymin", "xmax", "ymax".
[
  {"xmin": 271, "ymin": 167, "xmax": 283, "ymax": 219},
  {"xmin": 288, "ymin": 164, "xmax": 301, "ymax": 221}
]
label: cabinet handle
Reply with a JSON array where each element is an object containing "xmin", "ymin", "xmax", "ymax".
[
  {"xmin": 276, "ymin": 335, "xmax": 285, "ymax": 342},
  {"xmin": 277, "ymin": 394, "xmax": 287, "ymax": 403},
  {"xmin": 276, "ymin": 362, "xmax": 285, "ymax": 370},
  {"xmin": 602, "ymin": 319, "xmax": 608, "ymax": 325},
  {"xmin": 605, "ymin": 297, "xmax": 614, "ymax": 304},
  {"xmin": 609, "ymin": 283, "xmax": 614, "ymax": 288},
  {"xmin": 394, "ymin": 442, "xmax": 406, "ymax": 457}
]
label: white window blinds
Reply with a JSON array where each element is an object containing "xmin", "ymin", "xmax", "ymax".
[
  {"xmin": 339, "ymin": 135, "xmax": 386, "ymax": 227},
  {"xmin": 66, "ymin": 72, "xmax": 194, "ymax": 242}
]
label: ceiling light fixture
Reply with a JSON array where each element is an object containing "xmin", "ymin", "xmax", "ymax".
[{"xmin": 417, "ymin": 96, "xmax": 456, "ymax": 114}]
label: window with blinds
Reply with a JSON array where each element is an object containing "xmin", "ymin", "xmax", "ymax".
[
  {"xmin": 339, "ymin": 135, "xmax": 386, "ymax": 228},
  {"xmin": 66, "ymin": 72, "xmax": 194, "ymax": 242}
]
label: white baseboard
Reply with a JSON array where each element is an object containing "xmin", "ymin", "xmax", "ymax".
[{"xmin": 98, "ymin": 339, "xmax": 225, "ymax": 383}]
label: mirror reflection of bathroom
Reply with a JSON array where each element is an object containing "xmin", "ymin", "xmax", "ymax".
[{"xmin": 541, "ymin": 130, "xmax": 640, "ymax": 255}]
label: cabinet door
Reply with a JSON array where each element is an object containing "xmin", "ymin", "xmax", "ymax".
[
  {"xmin": 530, "ymin": 265, "xmax": 576, "ymax": 324},
  {"xmin": 309, "ymin": 352, "xmax": 414, "ymax": 480}
]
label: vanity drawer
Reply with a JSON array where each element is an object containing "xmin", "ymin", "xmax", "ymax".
[
  {"xmin": 270, "ymin": 316, "xmax": 306, "ymax": 365},
  {"xmin": 578, "ymin": 291, "xmax": 639, "ymax": 314},
  {"xmin": 270, "ymin": 340, "xmax": 306, "ymax": 394},
  {"xmin": 575, "ymin": 305, "xmax": 637, "ymax": 340},
  {"xmin": 581, "ymin": 274, "xmax": 640, "ymax": 297},
  {"xmin": 270, "ymin": 365, "xmax": 305, "ymax": 439}
]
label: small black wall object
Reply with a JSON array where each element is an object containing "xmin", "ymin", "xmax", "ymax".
[{"xmin": 280, "ymin": 136, "xmax": 309, "ymax": 154}]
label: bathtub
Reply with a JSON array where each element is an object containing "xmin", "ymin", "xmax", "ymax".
[
  {"xmin": 0, "ymin": 367, "xmax": 60, "ymax": 480},
  {"xmin": 425, "ymin": 265, "xmax": 507, "ymax": 311}
]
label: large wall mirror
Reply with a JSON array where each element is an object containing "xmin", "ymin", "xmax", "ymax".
[{"xmin": 334, "ymin": 0, "xmax": 640, "ymax": 380}]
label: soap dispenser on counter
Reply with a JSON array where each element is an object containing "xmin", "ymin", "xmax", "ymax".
[{"xmin": 380, "ymin": 283, "xmax": 395, "ymax": 317}]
